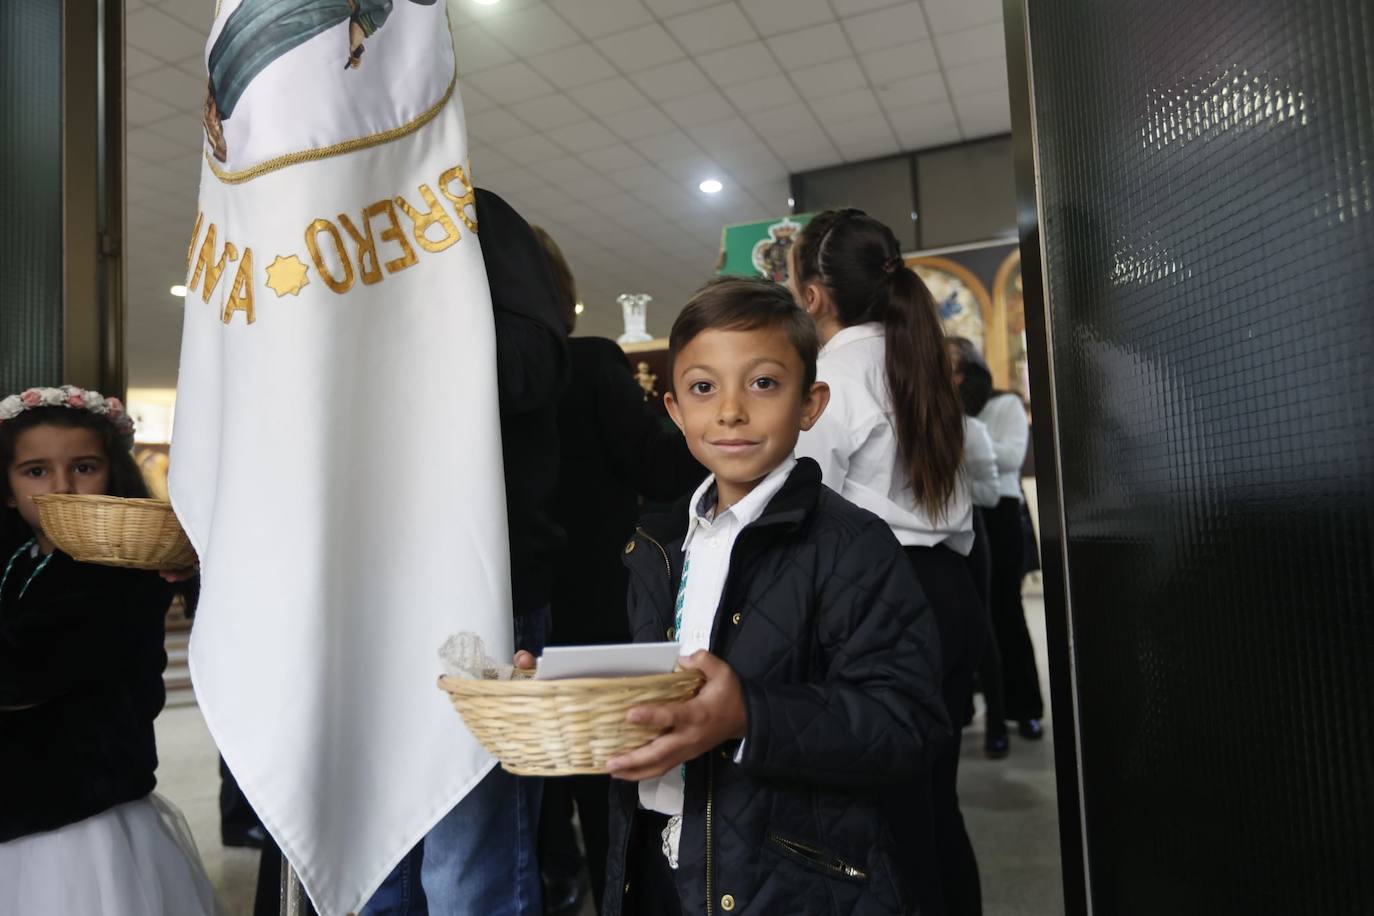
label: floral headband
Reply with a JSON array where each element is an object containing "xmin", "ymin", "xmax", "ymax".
[{"xmin": 0, "ymin": 386, "xmax": 136, "ymax": 443}]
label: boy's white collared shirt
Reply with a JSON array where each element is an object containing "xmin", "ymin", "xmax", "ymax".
[{"xmin": 637, "ymin": 456, "xmax": 797, "ymax": 821}]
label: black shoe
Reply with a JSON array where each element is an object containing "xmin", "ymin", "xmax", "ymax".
[
  {"xmin": 221, "ymin": 823, "xmax": 266, "ymax": 849},
  {"xmin": 542, "ymin": 875, "xmax": 584, "ymax": 916},
  {"xmin": 984, "ymin": 731, "xmax": 1010, "ymax": 759},
  {"xmin": 1017, "ymin": 718, "xmax": 1044, "ymax": 741}
]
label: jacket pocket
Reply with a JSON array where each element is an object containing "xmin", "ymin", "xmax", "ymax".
[{"xmin": 765, "ymin": 830, "xmax": 868, "ymax": 883}]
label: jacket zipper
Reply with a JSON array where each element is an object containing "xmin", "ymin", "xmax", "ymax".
[
  {"xmin": 766, "ymin": 832, "xmax": 868, "ymax": 880},
  {"xmin": 634, "ymin": 527, "xmax": 673, "ymax": 588},
  {"xmin": 706, "ymin": 757, "xmax": 715, "ymax": 915},
  {"xmin": 636, "ymin": 526, "xmax": 716, "ymax": 915}
]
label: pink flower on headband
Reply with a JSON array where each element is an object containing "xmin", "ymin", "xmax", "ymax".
[{"xmin": 0, "ymin": 385, "xmax": 136, "ymax": 442}]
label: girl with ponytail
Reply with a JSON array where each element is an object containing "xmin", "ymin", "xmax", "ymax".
[{"xmin": 791, "ymin": 208, "xmax": 987, "ymax": 916}]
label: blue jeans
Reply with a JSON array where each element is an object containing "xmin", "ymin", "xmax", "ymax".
[{"xmin": 364, "ymin": 609, "xmax": 550, "ymax": 916}]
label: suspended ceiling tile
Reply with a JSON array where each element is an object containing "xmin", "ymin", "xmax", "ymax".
[
  {"xmin": 841, "ymin": 2, "xmax": 929, "ymax": 53},
  {"xmin": 526, "ymin": 42, "xmax": 619, "ymax": 88},
  {"xmin": 693, "ymin": 41, "xmax": 782, "ymax": 86},
  {"xmin": 765, "ymin": 23, "xmax": 850, "ymax": 68},
  {"xmin": 594, "ymin": 23, "xmax": 686, "ymax": 72},
  {"xmin": 664, "ymin": 3, "xmax": 758, "ymax": 55},
  {"xmin": 632, "ymin": 60, "xmax": 715, "ymax": 103},
  {"xmin": 725, "ymin": 75, "xmax": 801, "ymax": 113},
  {"xmin": 789, "ymin": 57, "xmax": 869, "ymax": 101},
  {"xmin": 738, "ymin": 0, "xmax": 834, "ymax": 36},
  {"xmin": 549, "ymin": 0, "xmax": 656, "ymax": 39}
]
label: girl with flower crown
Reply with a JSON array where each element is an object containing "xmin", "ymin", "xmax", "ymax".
[{"xmin": 0, "ymin": 386, "xmax": 219, "ymax": 914}]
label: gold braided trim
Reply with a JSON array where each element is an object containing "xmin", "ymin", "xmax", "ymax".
[{"xmin": 206, "ymin": 67, "xmax": 457, "ymax": 186}]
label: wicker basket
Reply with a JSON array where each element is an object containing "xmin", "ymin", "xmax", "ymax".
[
  {"xmin": 437, "ymin": 668, "xmax": 705, "ymax": 776},
  {"xmin": 32, "ymin": 494, "xmax": 197, "ymax": 571}
]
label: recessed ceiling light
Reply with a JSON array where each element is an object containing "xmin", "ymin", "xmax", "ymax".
[
  {"xmin": 699, "ymin": 178, "xmax": 723, "ymax": 194},
  {"xmin": 574, "ymin": 302, "xmax": 585, "ymax": 315},
  {"xmin": 473, "ymin": 0, "xmax": 499, "ymax": 5},
  {"xmin": 170, "ymin": 284, "xmax": 187, "ymax": 297},
  {"xmin": 787, "ymin": 197, "xmax": 795, "ymax": 208}
]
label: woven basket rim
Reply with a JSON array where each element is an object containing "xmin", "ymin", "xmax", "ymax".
[
  {"xmin": 437, "ymin": 669, "xmax": 702, "ymax": 695},
  {"xmin": 30, "ymin": 494, "xmax": 173, "ymax": 508}
]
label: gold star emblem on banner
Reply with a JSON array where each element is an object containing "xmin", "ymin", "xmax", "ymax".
[{"xmin": 265, "ymin": 254, "xmax": 310, "ymax": 297}]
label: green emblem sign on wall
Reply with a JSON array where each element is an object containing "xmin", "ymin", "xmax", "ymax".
[{"xmin": 718, "ymin": 213, "xmax": 815, "ymax": 283}]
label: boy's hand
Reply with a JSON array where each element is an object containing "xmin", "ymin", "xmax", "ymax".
[
  {"xmin": 606, "ymin": 651, "xmax": 747, "ymax": 782},
  {"xmin": 159, "ymin": 564, "xmax": 199, "ymax": 583},
  {"xmin": 514, "ymin": 650, "xmax": 537, "ymax": 670}
]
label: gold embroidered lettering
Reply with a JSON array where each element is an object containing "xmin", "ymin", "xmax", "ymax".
[
  {"xmin": 222, "ymin": 248, "xmax": 255, "ymax": 325},
  {"xmin": 189, "ymin": 223, "xmax": 239, "ymax": 303},
  {"xmin": 438, "ymin": 165, "xmax": 478, "ymax": 234},
  {"xmin": 305, "ymin": 218, "xmax": 355, "ymax": 294},
  {"xmin": 395, "ymin": 184, "xmax": 461, "ymax": 253},
  {"xmin": 368, "ymin": 199, "xmax": 418, "ymax": 274},
  {"xmin": 338, "ymin": 211, "xmax": 383, "ymax": 285},
  {"xmin": 186, "ymin": 212, "xmax": 204, "ymax": 272}
]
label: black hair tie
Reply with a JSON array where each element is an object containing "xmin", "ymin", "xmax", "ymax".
[{"xmin": 883, "ymin": 255, "xmax": 904, "ymax": 275}]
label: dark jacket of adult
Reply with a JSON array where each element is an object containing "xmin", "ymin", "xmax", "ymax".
[
  {"xmin": 604, "ymin": 459, "xmax": 948, "ymax": 916},
  {"xmin": 0, "ymin": 543, "xmax": 172, "ymax": 842},
  {"xmin": 476, "ymin": 188, "xmax": 569, "ymax": 616},
  {"xmin": 550, "ymin": 337, "xmax": 703, "ymax": 646}
]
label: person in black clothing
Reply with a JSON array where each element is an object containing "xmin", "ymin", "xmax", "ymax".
[
  {"xmin": 529, "ymin": 226, "xmax": 703, "ymax": 916},
  {"xmin": 581, "ymin": 279, "xmax": 947, "ymax": 916},
  {"xmin": 345, "ymin": 188, "xmax": 570, "ymax": 916},
  {"xmin": 0, "ymin": 390, "xmax": 217, "ymax": 914}
]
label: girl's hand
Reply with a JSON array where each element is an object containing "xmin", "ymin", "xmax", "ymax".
[
  {"xmin": 605, "ymin": 651, "xmax": 747, "ymax": 782},
  {"xmin": 513, "ymin": 650, "xmax": 537, "ymax": 670}
]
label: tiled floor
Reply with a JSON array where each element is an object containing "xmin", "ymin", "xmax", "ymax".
[{"xmin": 155, "ymin": 592, "xmax": 1063, "ymax": 916}]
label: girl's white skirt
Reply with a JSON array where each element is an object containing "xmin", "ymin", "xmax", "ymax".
[{"xmin": 0, "ymin": 793, "xmax": 220, "ymax": 915}]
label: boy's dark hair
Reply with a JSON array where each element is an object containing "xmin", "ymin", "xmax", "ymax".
[
  {"xmin": 668, "ymin": 277, "xmax": 818, "ymax": 392},
  {"xmin": 0, "ymin": 407, "xmax": 149, "ymax": 545}
]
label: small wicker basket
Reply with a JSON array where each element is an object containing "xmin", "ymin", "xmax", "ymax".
[
  {"xmin": 32, "ymin": 494, "xmax": 198, "ymax": 571},
  {"xmin": 437, "ymin": 668, "xmax": 705, "ymax": 776}
]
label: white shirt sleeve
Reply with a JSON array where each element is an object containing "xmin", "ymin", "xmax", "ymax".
[
  {"xmin": 983, "ymin": 395, "xmax": 1030, "ymax": 476},
  {"xmin": 963, "ymin": 417, "xmax": 1001, "ymax": 509}
]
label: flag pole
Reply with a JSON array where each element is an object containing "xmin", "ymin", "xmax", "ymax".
[{"xmin": 280, "ymin": 856, "xmax": 309, "ymax": 916}]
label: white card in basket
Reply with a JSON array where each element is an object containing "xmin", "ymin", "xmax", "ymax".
[{"xmin": 535, "ymin": 642, "xmax": 682, "ymax": 680}]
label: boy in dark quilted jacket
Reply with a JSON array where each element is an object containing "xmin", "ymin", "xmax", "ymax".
[{"xmin": 598, "ymin": 277, "xmax": 947, "ymax": 915}]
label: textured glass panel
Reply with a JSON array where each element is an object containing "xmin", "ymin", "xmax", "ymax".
[
  {"xmin": 0, "ymin": 0, "xmax": 63, "ymax": 393},
  {"xmin": 1029, "ymin": 0, "xmax": 1374, "ymax": 913}
]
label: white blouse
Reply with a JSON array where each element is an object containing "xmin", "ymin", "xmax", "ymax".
[
  {"xmin": 964, "ymin": 416, "xmax": 1001, "ymax": 509},
  {"xmin": 797, "ymin": 323, "xmax": 974, "ymax": 556},
  {"xmin": 978, "ymin": 392, "xmax": 1029, "ymax": 502}
]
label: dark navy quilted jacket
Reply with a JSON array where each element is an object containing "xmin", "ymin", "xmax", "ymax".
[{"xmin": 604, "ymin": 458, "xmax": 948, "ymax": 916}]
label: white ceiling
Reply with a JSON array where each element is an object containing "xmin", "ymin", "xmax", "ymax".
[{"xmin": 124, "ymin": 0, "xmax": 1011, "ymax": 386}]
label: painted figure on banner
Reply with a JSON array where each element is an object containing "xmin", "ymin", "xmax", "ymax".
[{"xmin": 201, "ymin": 0, "xmax": 449, "ymax": 174}]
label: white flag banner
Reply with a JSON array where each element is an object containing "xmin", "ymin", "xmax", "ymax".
[{"xmin": 169, "ymin": 3, "xmax": 509, "ymax": 913}]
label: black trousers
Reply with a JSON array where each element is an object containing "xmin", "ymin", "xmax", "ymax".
[
  {"xmin": 985, "ymin": 497, "xmax": 1044, "ymax": 720},
  {"xmin": 968, "ymin": 511, "xmax": 1007, "ymax": 736},
  {"xmin": 905, "ymin": 543, "xmax": 987, "ymax": 916},
  {"xmin": 622, "ymin": 811, "xmax": 682, "ymax": 916},
  {"xmin": 539, "ymin": 774, "xmax": 612, "ymax": 911}
]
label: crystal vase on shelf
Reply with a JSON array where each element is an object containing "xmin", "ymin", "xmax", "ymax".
[{"xmin": 616, "ymin": 293, "xmax": 654, "ymax": 345}]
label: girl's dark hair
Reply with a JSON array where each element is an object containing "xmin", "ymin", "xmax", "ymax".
[
  {"xmin": 795, "ymin": 208, "xmax": 964, "ymax": 518},
  {"xmin": 0, "ymin": 406, "xmax": 148, "ymax": 545},
  {"xmin": 947, "ymin": 336, "xmax": 994, "ymax": 415},
  {"xmin": 669, "ymin": 277, "xmax": 818, "ymax": 392},
  {"xmin": 530, "ymin": 225, "xmax": 579, "ymax": 334}
]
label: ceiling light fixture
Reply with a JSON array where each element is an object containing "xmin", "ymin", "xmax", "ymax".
[
  {"xmin": 574, "ymin": 302, "xmax": 585, "ymax": 315},
  {"xmin": 473, "ymin": 0, "xmax": 499, "ymax": 5},
  {"xmin": 699, "ymin": 178, "xmax": 723, "ymax": 194},
  {"xmin": 170, "ymin": 284, "xmax": 187, "ymax": 297}
]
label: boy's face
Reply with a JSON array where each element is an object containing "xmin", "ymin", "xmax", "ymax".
[
  {"xmin": 665, "ymin": 325, "xmax": 828, "ymax": 509},
  {"xmin": 5, "ymin": 425, "xmax": 110, "ymax": 545}
]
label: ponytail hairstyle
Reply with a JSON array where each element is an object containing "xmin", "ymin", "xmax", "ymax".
[{"xmin": 794, "ymin": 208, "xmax": 964, "ymax": 518}]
